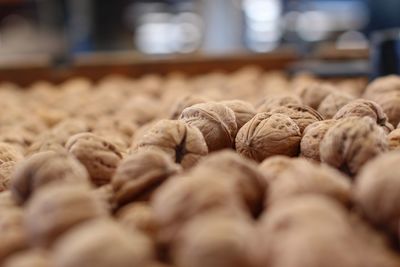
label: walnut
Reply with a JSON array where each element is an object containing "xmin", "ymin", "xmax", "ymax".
[
  {"xmin": 92, "ymin": 184, "xmax": 114, "ymax": 211},
  {"xmin": 235, "ymin": 113, "xmax": 301, "ymax": 162},
  {"xmin": 388, "ymin": 129, "xmax": 400, "ymax": 150},
  {"xmin": 256, "ymin": 94, "xmax": 302, "ymax": 113},
  {"xmin": 317, "ymin": 92, "xmax": 354, "ymax": 119},
  {"xmin": 333, "ymin": 99, "xmax": 394, "ymax": 133},
  {"xmin": 66, "ymin": 133, "xmax": 123, "ymax": 186},
  {"xmin": 25, "ymin": 185, "xmax": 107, "ymax": 247},
  {"xmin": 320, "ymin": 117, "xmax": 388, "ymax": 175},
  {"xmin": 180, "ymin": 102, "xmax": 237, "ymax": 151},
  {"xmin": 112, "ymin": 150, "xmax": 181, "ymax": 207},
  {"xmin": 3, "ymin": 249, "xmax": 51, "ymax": 267},
  {"xmin": 0, "ymin": 143, "xmax": 23, "ymax": 191},
  {"xmin": 363, "ymin": 75, "xmax": 400, "ymax": 100},
  {"xmin": 53, "ymin": 219, "xmax": 154, "ymax": 267},
  {"xmin": 220, "ymin": 100, "xmax": 256, "ymax": 130},
  {"xmin": 118, "ymin": 95, "xmax": 161, "ymax": 125},
  {"xmin": 371, "ymin": 93, "xmax": 400, "ymax": 128},
  {"xmin": 295, "ymin": 83, "xmax": 335, "ymax": 109},
  {"xmin": 258, "ymin": 156, "xmax": 294, "ymax": 183},
  {"xmin": 300, "ymin": 120, "xmax": 336, "ymax": 161},
  {"xmin": 10, "ymin": 151, "xmax": 90, "ymax": 205},
  {"xmin": 169, "ymin": 95, "xmax": 208, "ymax": 120},
  {"xmin": 135, "ymin": 120, "xmax": 208, "ymax": 169}
]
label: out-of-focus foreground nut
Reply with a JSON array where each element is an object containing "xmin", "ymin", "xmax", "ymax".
[{"xmin": 3, "ymin": 249, "xmax": 51, "ymax": 267}]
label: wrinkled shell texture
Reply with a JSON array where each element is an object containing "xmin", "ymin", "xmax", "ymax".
[
  {"xmin": 388, "ymin": 129, "xmax": 400, "ymax": 150},
  {"xmin": 220, "ymin": 100, "xmax": 256, "ymax": 130}
]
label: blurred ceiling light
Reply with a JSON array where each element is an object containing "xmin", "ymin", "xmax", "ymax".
[
  {"xmin": 336, "ymin": 30, "xmax": 368, "ymax": 50},
  {"xmin": 242, "ymin": 0, "xmax": 282, "ymax": 22},
  {"xmin": 296, "ymin": 11, "xmax": 332, "ymax": 42}
]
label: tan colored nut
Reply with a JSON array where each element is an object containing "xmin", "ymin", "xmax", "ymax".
[
  {"xmin": 92, "ymin": 184, "xmax": 114, "ymax": 212},
  {"xmin": 388, "ymin": 129, "xmax": 400, "ymax": 150},
  {"xmin": 372, "ymin": 92, "xmax": 400, "ymax": 128},
  {"xmin": 3, "ymin": 249, "xmax": 51, "ymax": 267},
  {"xmin": 333, "ymin": 99, "xmax": 393, "ymax": 133},
  {"xmin": 135, "ymin": 120, "xmax": 208, "ymax": 169},
  {"xmin": 267, "ymin": 159, "xmax": 351, "ymax": 206},
  {"xmin": 0, "ymin": 229, "xmax": 28, "ymax": 264},
  {"xmin": 172, "ymin": 214, "xmax": 254, "ymax": 267},
  {"xmin": 0, "ymin": 191, "xmax": 17, "ymax": 209},
  {"xmin": 363, "ymin": 75, "xmax": 400, "ymax": 100},
  {"xmin": 119, "ymin": 95, "xmax": 161, "ymax": 125},
  {"xmin": 169, "ymin": 95, "xmax": 208, "ymax": 120},
  {"xmin": 256, "ymin": 94, "xmax": 302, "ymax": 113},
  {"xmin": 295, "ymin": 83, "xmax": 335, "ymax": 109},
  {"xmin": 354, "ymin": 152, "xmax": 400, "ymax": 233},
  {"xmin": 0, "ymin": 143, "xmax": 23, "ymax": 191},
  {"xmin": 300, "ymin": 120, "xmax": 336, "ymax": 162},
  {"xmin": 180, "ymin": 102, "xmax": 237, "ymax": 151},
  {"xmin": 235, "ymin": 113, "xmax": 301, "ymax": 162},
  {"xmin": 267, "ymin": 103, "xmax": 324, "ymax": 133},
  {"xmin": 53, "ymin": 219, "xmax": 154, "ymax": 267},
  {"xmin": 220, "ymin": 100, "xmax": 256, "ymax": 130},
  {"xmin": 258, "ymin": 156, "xmax": 294, "ymax": 183},
  {"xmin": 10, "ymin": 151, "xmax": 90, "ymax": 205},
  {"xmin": 191, "ymin": 150, "xmax": 267, "ymax": 216},
  {"xmin": 51, "ymin": 119, "xmax": 90, "ymax": 143},
  {"xmin": 25, "ymin": 185, "xmax": 108, "ymax": 247},
  {"xmin": 66, "ymin": 133, "xmax": 123, "ymax": 186},
  {"xmin": 317, "ymin": 92, "xmax": 354, "ymax": 119},
  {"xmin": 112, "ymin": 150, "xmax": 181, "ymax": 206},
  {"xmin": 320, "ymin": 117, "xmax": 388, "ymax": 175}
]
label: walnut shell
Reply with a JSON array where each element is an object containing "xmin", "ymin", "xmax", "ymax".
[
  {"xmin": 363, "ymin": 75, "xmax": 400, "ymax": 100},
  {"xmin": 0, "ymin": 143, "xmax": 23, "ymax": 191},
  {"xmin": 300, "ymin": 120, "xmax": 336, "ymax": 162},
  {"xmin": 317, "ymin": 92, "xmax": 354, "ymax": 119},
  {"xmin": 320, "ymin": 117, "xmax": 388, "ymax": 175},
  {"xmin": 256, "ymin": 94, "xmax": 302, "ymax": 113},
  {"xmin": 112, "ymin": 150, "xmax": 181, "ymax": 206},
  {"xmin": 53, "ymin": 219, "xmax": 154, "ymax": 267},
  {"xmin": 372, "ymin": 93, "xmax": 400, "ymax": 128},
  {"xmin": 258, "ymin": 156, "xmax": 294, "ymax": 184},
  {"xmin": 388, "ymin": 129, "xmax": 400, "ymax": 150},
  {"xmin": 295, "ymin": 83, "xmax": 335, "ymax": 109},
  {"xmin": 135, "ymin": 120, "xmax": 208, "ymax": 169},
  {"xmin": 180, "ymin": 102, "xmax": 237, "ymax": 151},
  {"xmin": 10, "ymin": 151, "xmax": 90, "ymax": 205},
  {"xmin": 235, "ymin": 113, "xmax": 301, "ymax": 162},
  {"xmin": 25, "ymin": 185, "xmax": 107, "ymax": 247},
  {"xmin": 220, "ymin": 100, "xmax": 256, "ymax": 130},
  {"xmin": 169, "ymin": 95, "xmax": 208, "ymax": 120},
  {"xmin": 0, "ymin": 229, "xmax": 28, "ymax": 264},
  {"xmin": 66, "ymin": 133, "xmax": 123, "ymax": 186},
  {"xmin": 3, "ymin": 249, "xmax": 51, "ymax": 267}
]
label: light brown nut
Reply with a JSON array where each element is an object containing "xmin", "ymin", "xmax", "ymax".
[
  {"xmin": 3, "ymin": 249, "xmax": 51, "ymax": 267},
  {"xmin": 354, "ymin": 152, "xmax": 400, "ymax": 233},
  {"xmin": 372, "ymin": 92, "xmax": 400, "ymax": 128},
  {"xmin": 256, "ymin": 94, "xmax": 302, "ymax": 113},
  {"xmin": 10, "ymin": 151, "xmax": 90, "ymax": 205},
  {"xmin": 317, "ymin": 92, "xmax": 354, "ymax": 119},
  {"xmin": 0, "ymin": 143, "xmax": 24, "ymax": 191},
  {"xmin": 333, "ymin": 99, "xmax": 394, "ymax": 133},
  {"xmin": 92, "ymin": 184, "xmax": 114, "ymax": 212},
  {"xmin": 169, "ymin": 95, "xmax": 208, "ymax": 120},
  {"xmin": 0, "ymin": 191, "xmax": 17, "ymax": 210},
  {"xmin": 267, "ymin": 159, "xmax": 351, "ymax": 206},
  {"xmin": 172, "ymin": 214, "xmax": 254, "ymax": 267},
  {"xmin": 25, "ymin": 185, "xmax": 108, "ymax": 247},
  {"xmin": 258, "ymin": 156, "xmax": 294, "ymax": 184},
  {"xmin": 180, "ymin": 102, "xmax": 237, "ymax": 151},
  {"xmin": 0, "ymin": 229, "xmax": 28, "ymax": 264},
  {"xmin": 220, "ymin": 100, "xmax": 256, "ymax": 130},
  {"xmin": 191, "ymin": 150, "xmax": 267, "ymax": 216},
  {"xmin": 119, "ymin": 95, "xmax": 161, "ymax": 125},
  {"xmin": 51, "ymin": 119, "xmax": 90, "ymax": 143},
  {"xmin": 267, "ymin": 103, "xmax": 324, "ymax": 133},
  {"xmin": 135, "ymin": 120, "xmax": 208, "ymax": 169},
  {"xmin": 300, "ymin": 120, "xmax": 336, "ymax": 162},
  {"xmin": 66, "ymin": 133, "xmax": 123, "ymax": 186},
  {"xmin": 363, "ymin": 75, "xmax": 400, "ymax": 100},
  {"xmin": 53, "ymin": 219, "xmax": 154, "ymax": 267},
  {"xmin": 235, "ymin": 113, "xmax": 301, "ymax": 162},
  {"xmin": 388, "ymin": 129, "xmax": 400, "ymax": 150},
  {"xmin": 320, "ymin": 117, "xmax": 388, "ymax": 175},
  {"xmin": 112, "ymin": 150, "xmax": 181, "ymax": 207},
  {"xmin": 295, "ymin": 83, "xmax": 335, "ymax": 109}
]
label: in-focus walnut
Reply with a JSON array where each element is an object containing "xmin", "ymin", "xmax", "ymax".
[
  {"xmin": 191, "ymin": 150, "xmax": 267, "ymax": 216},
  {"xmin": 295, "ymin": 83, "xmax": 335, "ymax": 109},
  {"xmin": 267, "ymin": 103, "xmax": 324, "ymax": 133},
  {"xmin": 354, "ymin": 152, "xmax": 400, "ymax": 233},
  {"xmin": 258, "ymin": 156, "xmax": 294, "ymax": 184},
  {"xmin": 135, "ymin": 120, "xmax": 208, "ymax": 169},
  {"xmin": 10, "ymin": 151, "xmax": 90, "ymax": 205},
  {"xmin": 180, "ymin": 102, "xmax": 237, "ymax": 151},
  {"xmin": 320, "ymin": 117, "xmax": 388, "ymax": 175},
  {"xmin": 220, "ymin": 100, "xmax": 256, "ymax": 130},
  {"xmin": 169, "ymin": 95, "xmax": 208, "ymax": 120},
  {"xmin": 0, "ymin": 143, "xmax": 23, "ymax": 191},
  {"xmin": 172, "ymin": 214, "xmax": 254, "ymax": 267},
  {"xmin": 300, "ymin": 120, "xmax": 336, "ymax": 162},
  {"xmin": 388, "ymin": 129, "xmax": 400, "ymax": 150},
  {"xmin": 333, "ymin": 99, "xmax": 394, "ymax": 133},
  {"xmin": 53, "ymin": 219, "xmax": 154, "ymax": 267},
  {"xmin": 112, "ymin": 150, "xmax": 181, "ymax": 207},
  {"xmin": 3, "ymin": 249, "xmax": 51, "ymax": 267},
  {"xmin": 256, "ymin": 94, "xmax": 302, "ymax": 113},
  {"xmin": 235, "ymin": 113, "xmax": 301, "ymax": 162},
  {"xmin": 66, "ymin": 133, "xmax": 123, "ymax": 186},
  {"xmin": 25, "ymin": 185, "xmax": 108, "ymax": 247},
  {"xmin": 317, "ymin": 92, "xmax": 354, "ymax": 119}
]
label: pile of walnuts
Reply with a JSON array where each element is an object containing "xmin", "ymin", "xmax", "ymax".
[{"xmin": 1, "ymin": 68, "xmax": 400, "ymax": 267}]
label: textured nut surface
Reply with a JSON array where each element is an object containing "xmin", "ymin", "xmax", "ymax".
[
  {"xmin": 300, "ymin": 120, "xmax": 336, "ymax": 162},
  {"xmin": 169, "ymin": 95, "xmax": 208, "ymax": 120},
  {"xmin": 220, "ymin": 100, "xmax": 256, "ymax": 130},
  {"xmin": 136, "ymin": 120, "xmax": 208, "ymax": 169},
  {"xmin": 0, "ymin": 143, "xmax": 23, "ymax": 191},
  {"xmin": 66, "ymin": 133, "xmax": 123, "ymax": 186},
  {"xmin": 112, "ymin": 150, "xmax": 181, "ymax": 206},
  {"xmin": 180, "ymin": 102, "xmax": 237, "ymax": 151},
  {"xmin": 235, "ymin": 113, "xmax": 301, "ymax": 162},
  {"xmin": 320, "ymin": 117, "xmax": 388, "ymax": 175},
  {"xmin": 295, "ymin": 83, "xmax": 334, "ymax": 109},
  {"xmin": 388, "ymin": 129, "xmax": 400, "ymax": 150},
  {"xmin": 10, "ymin": 151, "xmax": 90, "ymax": 204},
  {"xmin": 373, "ymin": 93, "xmax": 400, "ymax": 128},
  {"xmin": 317, "ymin": 92, "xmax": 354, "ymax": 119}
]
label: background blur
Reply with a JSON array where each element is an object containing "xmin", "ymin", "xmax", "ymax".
[{"xmin": 0, "ymin": 0, "xmax": 399, "ymax": 59}]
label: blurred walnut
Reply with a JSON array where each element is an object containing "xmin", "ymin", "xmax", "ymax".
[
  {"xmin": 258, "ymin": 156, "xmax": 294, "ymax": 184},
  {"xmin": 135, "ymin": 120, "xmax": 208, "ymax": 169},
  {"xmin": 169, "ymin": 95, "xmax": 208, "ymax": 120},
  {"xmin": 66, "ymin": 133, "xmax": 123, "ymax": 186},
  {"xmin": 388, "ymin": 129, "xmax": 400, "ymax": 150},
  {"xmin": 236, "ymin": 113, "xmax": 301, "ymax": 162},
  {"xmin": 317, "ymin": 92, "xmax": 354, "ymax": 119},
  {"xmin": 295, "ymin": 83, "xmax": 335, "ymax": 109},
  {"xmin": 256, "ymin": 94, "xmax": 302, "ymax": 113},
  {"xmin": 0, "ymin": 191, "xmax": 17, "ymax": 210},
  {"xmin": 371, "ymin": 93, "xmax": 400, "ymax": 128},
  {"xmin": 220, "ymin": 100, "xmax": 256, "ymax": 130},
  {"xmin": 119, "ymin": 95, "xmax": 161, "ymax": 125},
  {"xmin": 3, "ymin": 249, "xmax": 51, "ymax": 267},
  {"xmin": 53, "ymin": 219, "xmax": 154, "ymax": 267},
  {"xmin": 333, "ymin": 99, "xmax": 393, "ymax": 132},
  {"xmin": 10, "ymin": 151, "xmax": 90, "ymax": 204},
  {"xmin": 25, "ymin": 185, "xmax": 107, "ymax": 247},
  {"xmin": 112, "ymin": 150, "xmax": 181, "ymax": 206},
  {"xmin": 180, "ymin": 102, "xmax": 237, "ymax": 151},
  {"xmin": 320, "ymin": 117, "xmax": 388, "ymax": 175},
  {"xmin": 93, "ymin": 184, "xmax": 114, "ymax": 212},
  {"xmin": 300, "ymin": 120, "xmax": 336, "ymax": 162},
  {"xmin": 363, "ymin": 75, "xmax": 400, "ymax": 100}
]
